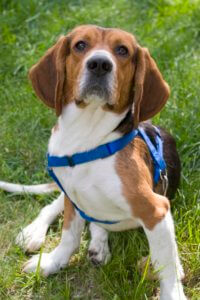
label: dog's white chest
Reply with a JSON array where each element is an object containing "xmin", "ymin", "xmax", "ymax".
[
  {"xmin": 52, "ymin": 155, "xmax": 131, "ymax": 220},
  {"xmin": 48, "ymin": 102, "xmax": 139, "ymax": 230}
]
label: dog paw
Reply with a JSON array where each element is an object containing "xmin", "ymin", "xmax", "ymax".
[
  {"xmin": 160, "ymin": 291, "xmax": 187, "ymax": 300},
  {"xmin": 88, "ymin": 239, "xmax": 111, "ymax": 265},
  {"xmin": 160, "ymin": 281, "xmax": 187, "ymax": 300},
  {"xmin": 23, "ymin": 252, "xmax": 67, "ymax": 276},
  {"xmin": 16, "ymin": 221, "xmax": 48, "ymax": 252}
]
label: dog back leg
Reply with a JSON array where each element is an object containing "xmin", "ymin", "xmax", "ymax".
[{"xmin": 88, "ymin": 223, "xmax": 111, "ymax": 265}]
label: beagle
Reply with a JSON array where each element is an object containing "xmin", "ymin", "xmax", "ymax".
[{"xmin": 0, "ymin": 25, "xmax": 186, "ymax": 300}]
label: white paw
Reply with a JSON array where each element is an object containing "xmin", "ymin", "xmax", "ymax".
[
  {"xmin": 160, "ymin": 282, "xmax": 187, "ymax": 300},
  {"xmin": 23, "ymin": 252, "xmax": 67, "ymax": 276},
  {"xmin": 88, "ymin": 239, "xmax": 111, "ymax": 265},
  {"xmin": 16, "ymin": 221, "xmax": 48, "ymax": 252},
  {"xmin": 160, "ymin": 292, "xmax": 187, "ymax": 300}
]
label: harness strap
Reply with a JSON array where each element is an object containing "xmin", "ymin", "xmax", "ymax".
[
  {"xmin": 47, "ymin": 129, "xmax": 139, "ymax": 224},
  {"xmin": 48, "ymin": 129, "xmax": 139, "ymax": 168},
  {"xmin": 47, "ymin": 126, "xmax": 167, "ymax": 224},
  {"xmin": 138, "ymin": 127, "xmax": 166, "ymax": 184},
  {"xmin": 48, "ymin": 167, "xmax": 119, "ymax": 224}
]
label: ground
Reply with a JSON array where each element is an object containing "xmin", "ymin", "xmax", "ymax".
[{"xmin": 0, "ymin": 0, "xmax": 200, "ymax": 299}]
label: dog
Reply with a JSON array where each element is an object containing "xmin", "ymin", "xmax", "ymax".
[{"xmin": 0, "ymin": 25, "xmax": 186, "ymax": 300}]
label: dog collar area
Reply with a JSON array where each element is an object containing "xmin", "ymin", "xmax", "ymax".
[
  {"xmin": 47, "ymin": 127, "xmax": 167, "ymax": 224},
  {"xmin": 48, "ymin": 129, "xmax": 139, "ymax": 168}
]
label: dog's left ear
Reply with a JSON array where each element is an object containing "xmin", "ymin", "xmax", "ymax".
[
  {"xmin": 132, "ymin": 46, "xmax": 170, "ymax": 128},
  {"xmin": 29, "ymin": 35, "xmax": 70, "ymax": 116}
]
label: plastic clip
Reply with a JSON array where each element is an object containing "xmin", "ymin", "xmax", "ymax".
[{"xmin": 160, "ymin": 170, "xmax": 168, "ymax": 196}]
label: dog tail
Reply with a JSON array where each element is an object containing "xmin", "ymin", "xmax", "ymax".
[{"xmin": 0, "ymin": 181, "xmax": 59, "ymax": 194}]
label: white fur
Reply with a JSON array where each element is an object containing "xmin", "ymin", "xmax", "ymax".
[
  {"xmin": 144, "ymin": 211, "xmax": 186, "ymax": 300},
  {"xmin": 48, "ymin": 101, "xmax": 124, "ymax": 155},
  {"xmin": 23, "ymin": 211, "xmax": 85, "ymax": 276},
  {"xmin": 16, "ymin": 193, "xmax": 64, "ymax": 252}
]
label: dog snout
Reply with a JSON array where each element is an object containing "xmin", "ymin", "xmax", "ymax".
[{"xmin": 87, "ymin": 56, "xmax": 113, "ymax": 76}]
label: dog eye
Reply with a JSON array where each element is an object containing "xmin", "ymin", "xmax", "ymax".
[
  {"xmin": 115, "ymin": 45, "xmax": 129, "ymax": 56},
  {"xmin": 75, "ymin": 41, "xmax": 87, "ymax": 52}
]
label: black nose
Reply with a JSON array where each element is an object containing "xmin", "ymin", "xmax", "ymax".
[{"xmin": 87, "ymin": 57, "xmax": 113, "ymax": 76}]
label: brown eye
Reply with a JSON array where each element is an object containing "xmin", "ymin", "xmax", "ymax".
[
  {"xmin": 115, "ymin": 45, "xmax": 129, "ymax": 56},
  {"xmin": 75, "ymin": 41, "xmax": 87, "ymax": 52}
]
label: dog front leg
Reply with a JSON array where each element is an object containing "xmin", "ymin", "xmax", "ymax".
[
  {"xmin": 143, "ymin": 205, "xmax": 186, "ymax": 300},
  {"xmin": 23, "ymin": 196, "xmax": 85, "ymax": 276},
  {"xmin": 16, "ymin": 192, "xmax": 65, "ymax": 252}
]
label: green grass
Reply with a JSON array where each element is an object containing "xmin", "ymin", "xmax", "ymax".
[{"xmin": 0, "ymin": 0, "xmax": 200, "ymax": 299}]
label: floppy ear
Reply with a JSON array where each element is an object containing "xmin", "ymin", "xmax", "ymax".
[
  {"xmin": 29, "ymin": 35, "xmax": 70, "ymax": 116},
  {"xmin": 132, "ymin": 46, "xmax": 170, "ymax": 128}
]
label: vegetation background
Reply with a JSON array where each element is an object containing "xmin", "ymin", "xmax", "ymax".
[{"xmin": 0, "ymin": 0, "xmax": 199, "ymax": 299}]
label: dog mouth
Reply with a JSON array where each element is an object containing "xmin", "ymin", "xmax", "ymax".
[
  {"xmin": 82, "ymin": 83, "xmax": 110, "ymax": 101},
  {"xmin": 78, "ymin": 75, "xmax": 113, "ymax": 105}
]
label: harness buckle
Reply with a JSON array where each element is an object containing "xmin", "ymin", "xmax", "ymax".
[
  {"xmin": 67, "ymin": 156, "xmax": 75, "ymax": 167},
  {"xmin": 160, "ymin": 170, "xmax": 168, "ymax": 196}
]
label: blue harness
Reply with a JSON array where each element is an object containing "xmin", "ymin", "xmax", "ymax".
[{"xmin": 47, "ymin": 126, "xmax": 166, "ymax": 225}]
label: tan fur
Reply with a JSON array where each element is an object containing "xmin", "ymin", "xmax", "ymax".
[
  {"xmin": 29, "ymin": 35, "xmax": 70, "ymax": 115},
  {"xmin": 116, "ymin": 138, "xmax": 170, "ymax": 230},
  {"xmin": 63, "ymin": 196, "xmax": 75, "ymax": 229}
]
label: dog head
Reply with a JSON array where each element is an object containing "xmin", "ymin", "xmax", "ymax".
[{"xmin": 29, "ymin": 25, "xmax": 169, "ymax": 127}]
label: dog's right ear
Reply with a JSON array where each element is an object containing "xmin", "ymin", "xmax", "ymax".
[{"xmin": 29, "ymin": 35, "xmax": 70, "ymax": 116}]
